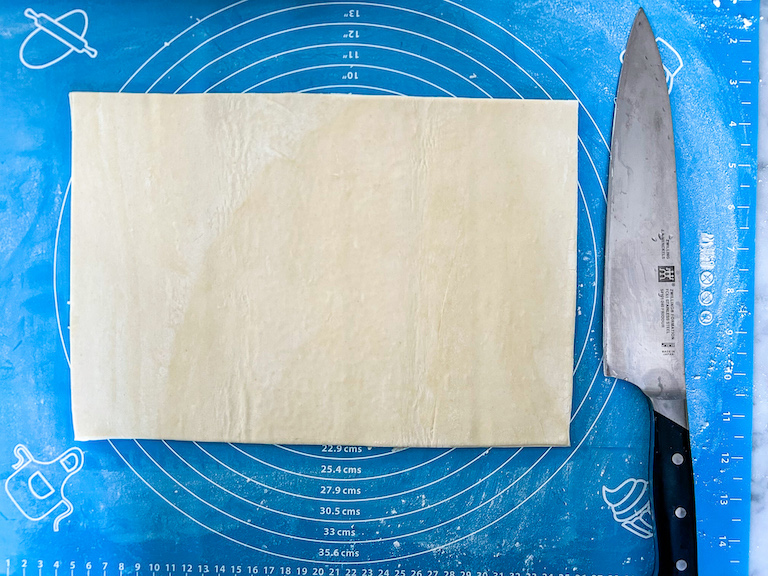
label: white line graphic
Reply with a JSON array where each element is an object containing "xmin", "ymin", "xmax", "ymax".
[
  {"xmin": 19, "ymin": 8, "xmax": 97, "ymax": 69},
  {"xmin": 4, "ymin": 444, "xmax": 84, "ymax": 531}
]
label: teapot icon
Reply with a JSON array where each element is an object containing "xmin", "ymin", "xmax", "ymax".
[{"xmin": 4, "ymin": 444, "xmax": 83, "ymax": 531}]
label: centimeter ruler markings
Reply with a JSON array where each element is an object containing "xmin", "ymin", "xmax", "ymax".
[
  {"xmin": 2, "ymin": 5, "xmax": 756, "ymax": 576},
  {"xmin": 708, "ymin": 6, "xmax": 757, "ymax": 572}
]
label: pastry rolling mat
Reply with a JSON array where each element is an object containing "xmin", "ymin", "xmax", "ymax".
[{"xmin": 0, "ymin": 1, "xmax": 757, "ymax": 575}]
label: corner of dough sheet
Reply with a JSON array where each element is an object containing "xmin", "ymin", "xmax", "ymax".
[{"xmin": 68, "ymin": 92, "xmax": 579, "ymax": 448}]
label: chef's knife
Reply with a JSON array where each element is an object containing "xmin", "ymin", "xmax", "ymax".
[{"xmin": 603, "ymin": 9, "xmax": 697, "ymax": 575}]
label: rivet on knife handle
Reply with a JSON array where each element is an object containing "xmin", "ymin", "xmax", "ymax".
[{"xmin": 602, "ymin": 8, "xmax": 698, "ymax": 575}]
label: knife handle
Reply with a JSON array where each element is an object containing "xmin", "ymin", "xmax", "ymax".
[{"xmin": 653, "ymin": 411, "xmax": 698, "ymax": 575}]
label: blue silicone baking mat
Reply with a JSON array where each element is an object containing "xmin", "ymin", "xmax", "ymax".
[{"xmin": 0, "ymin": 1, "xmax": 758, "ymax": 575}]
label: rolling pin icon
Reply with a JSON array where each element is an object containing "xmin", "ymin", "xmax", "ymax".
[{"xmin": 24, "ymin": 8, "xmax": 97, "ymax": 58}]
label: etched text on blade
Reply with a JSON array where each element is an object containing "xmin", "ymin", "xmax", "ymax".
[{"xmin": 603, "ymin": 10, "xmax": 687, "ymax": 428}]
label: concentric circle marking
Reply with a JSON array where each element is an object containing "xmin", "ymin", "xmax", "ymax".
[
  {"xmin": 299, "ymin": 84, "xmax": 405, "ymax": 95},
  {"xmin": 171, "ymin": 23, "xmax": 519, "ymax": 97},
  {"xmin": 239, "ymin": 63, "xmax": 457, "ymax": 96},
  {"xmin": 54, "ymin": 0, "xmax": 613, "ymax": 564},
  {"xmin": 197, "ymin": 443, "xmax": 513, "ymax": 503},
  {"xmin": 274, "ymin": 444, "xmax": 408, "ymax": 460},
  {"xmin": 226, "ymin": 443, "xmax": 459, "ymax": 481}
]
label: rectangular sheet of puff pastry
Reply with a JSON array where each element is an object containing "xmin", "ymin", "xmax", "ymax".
[{"xmin": 69, "ymin": 92, "xmax": 578, "ymax": 447}]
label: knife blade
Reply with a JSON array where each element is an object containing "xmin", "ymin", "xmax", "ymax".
[{"xmin": 603, "ymin": 9, "xmax": 697, "ymax": 575}]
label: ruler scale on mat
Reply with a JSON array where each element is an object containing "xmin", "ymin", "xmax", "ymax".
[
  {"xmin": 693, "ymin": 16, "xmax": 757, "ymax": 571},
  {"xmin": 0, "ymin": 1, "xmax": 757, "ymax": 575}
]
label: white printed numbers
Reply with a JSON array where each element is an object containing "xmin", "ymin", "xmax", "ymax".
[
  {"xmin": 699, "ymin": 233, "xmax": 715, "ymax": 272},
  {"xmin": 320, "ymin": 446, "xmax": 362, "ymax": 454},
  {"xmin": 320, "ymin": 465, "xmax": 361, "ymax": 475},
  {"xmin": 724, "ymin": 357, "xmax": 734, "ymax": 380},
  {"xmin": 319, "ymin": 506, "xmax": 361, "ymax": 516},
  {"xmin": 323, "ymin": 526, "xmax": 357, "ymax": 537},
  {"xmin": 320, "ymin": 485, "xmax": 361, "ymax": 495},
  {"xmin": 339, "ymin": 8, "xmax": 361, "ymax": 80},
  {"xmin": 317, "ymin": 549, "xmax": 360, "ymax": 559},
  {"xmin": 3, "ymin": 563, "xmax": 622, "ymax": 576}
]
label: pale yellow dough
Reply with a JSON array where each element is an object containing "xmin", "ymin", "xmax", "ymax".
[{"xmin": 69, "ymin": 92, "xmax": 578, "ymax": 447}]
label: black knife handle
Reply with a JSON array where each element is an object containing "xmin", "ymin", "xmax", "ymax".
[{"xmin": 653, "ymin": 411, "xmax": 698, "ymax": 575}]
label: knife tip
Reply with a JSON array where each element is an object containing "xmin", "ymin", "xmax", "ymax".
[{"xmin": 633, "ymin": 7, "xmax": 650, "ymax": 29}]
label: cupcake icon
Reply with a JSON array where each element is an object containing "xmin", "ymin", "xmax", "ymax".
[{"xmin": 602, "ymin": 478, "xmax": 654, "ymax": 539}]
